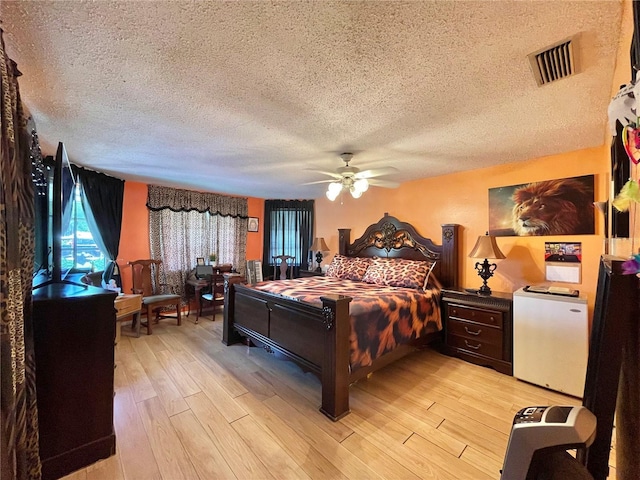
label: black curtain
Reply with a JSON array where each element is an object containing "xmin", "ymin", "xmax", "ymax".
[
  {"xmin": 612, "ymin": 121, "xmax": 631, "ymax": 238},
  {"xmin": 263, "ymin": 200, "xmax": 314, "ymax": 278},
  {"xmin": 75, "ymin": 167, "xmax": 125, "ymax": 287}
]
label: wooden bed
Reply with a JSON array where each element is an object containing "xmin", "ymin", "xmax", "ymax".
[{"xmin": 223, "ymin": 214, "xmax": 459, "ymax": 420}]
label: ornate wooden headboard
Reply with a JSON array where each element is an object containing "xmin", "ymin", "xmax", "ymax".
[{"xmin": 337, "ymin": 213, "xmax": 460, "ymax": 288}]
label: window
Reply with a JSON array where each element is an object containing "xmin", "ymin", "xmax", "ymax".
[
  {"xmin": 58, "ymin": 182, "xmax": 106, "ymax": 272},
  {"xmin": 269, "ymin": 210, "xmax": 302, "ymax": 262},
  {"xmin": 264, "ymin": 200, "xmax": 314, "ymax": 276}
]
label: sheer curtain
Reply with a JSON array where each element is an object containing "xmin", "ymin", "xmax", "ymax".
[
  {"xmin": 147, "ymin": 185, "xmax": 247, "ymax": 298},
  {"xmin": 263, "ymin": 199, "xmax": 314, "ymax": 278}
]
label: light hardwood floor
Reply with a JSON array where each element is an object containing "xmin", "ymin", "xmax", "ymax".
[{"xmin": 63, "ymin": 312, "xmax": 615, "ymax": 480}]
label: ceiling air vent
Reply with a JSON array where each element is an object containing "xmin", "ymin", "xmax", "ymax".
[{"xmin": 528, "ymin": 37, "xmax": 578, "ymax": 87}]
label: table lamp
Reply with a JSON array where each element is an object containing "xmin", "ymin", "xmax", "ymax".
[
  {"xmin": 310, "ymin": 237, "xmax": 329, "ymax": 272},
  {"xmin": 468, "ymin": 232, "xmax": 506, "ymax": 295}
]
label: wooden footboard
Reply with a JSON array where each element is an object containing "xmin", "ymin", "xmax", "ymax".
[
  {"xmin": 222, "ymin": 217, "xmax": 460, "ymax": 421},
  {"xmin": 223, "ymin": 281, "xmax": 354, "ymax": 420}
]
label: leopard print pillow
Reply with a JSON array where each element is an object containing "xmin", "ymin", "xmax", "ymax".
[
  {"xmin": 362, "ymin": 257, "xmax": 434, "ymax": 290},
  {"xmin": 325, "ymin": 255, "xmax": 372, "ymax": 281}
]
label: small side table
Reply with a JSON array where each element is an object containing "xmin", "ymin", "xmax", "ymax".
[
  {"xmin": 298, "ymin": 269, "xmax": 325, "ymax": 278},
  {"xmin": 441, "ymin": 288, "xmax": 513, "ymax": 375},
  {"xmin": 114, "ymin": 294, "xmax": 143, "ymax": 339}
]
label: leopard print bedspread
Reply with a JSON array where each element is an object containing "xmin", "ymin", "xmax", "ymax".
[{"xmin": 251, "ymin": 277, "xmax": 442, "ymax": 371}]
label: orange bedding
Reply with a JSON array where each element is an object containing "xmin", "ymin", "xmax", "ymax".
[{"xmin": 250, "ymin": 276, "xmax": 442, "ymax": 371}]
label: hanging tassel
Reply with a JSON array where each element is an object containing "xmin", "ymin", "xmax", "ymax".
[{"xmin": 612, "ymin": 179, "xmax": 640, "ymax": 212}]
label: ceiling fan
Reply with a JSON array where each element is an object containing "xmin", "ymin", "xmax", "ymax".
[{"xmin": 305, "ymin": 153, "xmax": 399, "ymax": 201}]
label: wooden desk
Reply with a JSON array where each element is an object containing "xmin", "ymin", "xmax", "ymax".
[
  {"xmin": 185, "ymin": 266, "xmax": 233, "ymax": 316},
  {"xmin": 114, "ymin": 294, "xmax": 142, "ymax": 339},
  {"xmin": 185, "ymin": 275, "xmax": 211, "ymax": 317}
]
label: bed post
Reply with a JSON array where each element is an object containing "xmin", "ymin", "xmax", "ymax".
[
  {"xmin": 222, "ymin": 279, "xmax": 242, "ymax": 345},
  {"xmin": 338, "ymin": 229, "xmax": 351, "ymax": 256},
  {"xmin": 440, "ymin": 224, "xmax": 460, "ymax": 288},
  {"xmin": 319, "ymin": 294, "xmax": 352, "ymax": 421}
]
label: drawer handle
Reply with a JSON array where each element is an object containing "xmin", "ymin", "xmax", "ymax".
[
  {"xmin": 464, "ymin": 340, "xmax": 481, "ymax": 350},
  {"xmin": 489, "ymin": 316, "xmax": 495, "ymax": 323},
  {"xmin": 464, "ymin": 326, "xmax": 482, "ymax": 336}
]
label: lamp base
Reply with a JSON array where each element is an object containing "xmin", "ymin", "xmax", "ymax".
[
  {"xmin": 315, "ymin": 251, "xmax": 324, "ymax": 273},
  {"xmin": 474, "ymin": 259, "xmax": 497, "ymax": 297},
  {"xmin": 465, "ymin": 287, "xmax": 492, "ymax": 296}
]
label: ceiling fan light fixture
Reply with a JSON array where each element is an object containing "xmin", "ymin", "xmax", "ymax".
[
  {"xmin": 354, "ymin": 178, "xmax": 369, "ymax": 193},
  {"xmin": 326, "ymin": 181, "xmax": 342, "ymax": 201},
  {"xmin": 326, "ymin": 190, "xmax": 338, "ymax": 201},
  {"xmin": 350, "ymin": 187, "xmax": 363, "ymax": 199},
  {"xmin": 328, "ymin": 182, "xmax": 342, "ymax": 194},
  {"xmin": 320, "ymin": 152, "xmax": 394, "ymax": 200}
]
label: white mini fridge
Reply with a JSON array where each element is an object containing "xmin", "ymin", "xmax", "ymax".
[{"xmin": 512, "ymin": 288, "xmax": 588, "ymax": 398}]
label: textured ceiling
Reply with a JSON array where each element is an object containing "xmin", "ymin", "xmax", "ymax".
[{"xmin": 2, "ymin": 1, "xmax": 624, "ymax": 199}]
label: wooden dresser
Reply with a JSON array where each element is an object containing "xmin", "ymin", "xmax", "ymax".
[
  {"xmin": 441, "ymin": 288, "xmax": 513, "ymax": 375},
  {"xmin": 32, "ymin": 282, "xmax": 117, "ymax": 480}
]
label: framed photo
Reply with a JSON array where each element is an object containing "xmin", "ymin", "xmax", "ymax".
[
  {"xmin": 248, "ymin": 217, "xmax": 259, "ymax": 232},
  {"xmin": 196, "ymin": 257, "xmax": 205, "ymax": 266}
]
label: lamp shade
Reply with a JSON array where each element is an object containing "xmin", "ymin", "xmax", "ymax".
[
  {"xmin": 310, "ymin": 237, "xmax": 329, "ymax": 252},
  {"xmin": 468, "ymin": 233, "xmax": 505, "ymax": 259}
]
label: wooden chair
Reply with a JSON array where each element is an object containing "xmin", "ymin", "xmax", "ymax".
[
  {"xmin": 197, "ymin": 264, "xmax": 232, "ymax": 321},
  {"xmin": 129, "ymin": 259, "xmax": 182, "ymax": 334},
  {"xmin": 272, "ymin": 255, "xmax": 294, "ymax": 280}
]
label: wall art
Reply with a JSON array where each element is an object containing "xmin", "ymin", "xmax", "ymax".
[{"xmin": 489, "ymin": 174, "xmax": 595, "ymax": 236}]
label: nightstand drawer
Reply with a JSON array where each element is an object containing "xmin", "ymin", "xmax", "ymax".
[
  {"xmin": 447, "ymin": 334, "xmax": 503, "ymax": 359},
  {"xmin": 447, "ymin": 304, "xmax": 503, "ymax": 329},
  {"xmin": 447, "ymin": 318, "xmax": 502, "ymax": 346}
]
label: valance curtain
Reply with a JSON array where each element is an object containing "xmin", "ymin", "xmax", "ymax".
[
  {"xmin": 1, "ymin": 28, "xmax": 42, "ymax": 479},
  {"xmin": 147, "ymin": 184, "xmax": 247, "ymax": 216},
  {"xmin": 263, "ymin": 199, "xmax": 314, "ymax": 278},
  {"xmin": 74, "ymin": 166, "xmax": 125, "ymax": 288},
  {"xmin": 147, "ymin": 185, "xmax": 248, "ymax": 299}
]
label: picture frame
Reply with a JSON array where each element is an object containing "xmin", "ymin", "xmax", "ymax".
[
  {"xmin": 196, "ymin": 257, "xmax": 205, "ymax": 266},
  {"xmin": 248, "ymin": 217, "xmax": 259, "ymax": 232},
  {"xmin": 488, "ymin": 174, "xmax": 595, "ymax": 237}
]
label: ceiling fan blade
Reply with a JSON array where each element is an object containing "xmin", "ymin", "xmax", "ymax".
[
  {"xmin": 368, "ymin": 178, "xmax": 400, "ymax": 188},
  {"xmin": 301, "ymin": 179, "xmax": 336, "ymax": 185},
  {"xmin": 305, "ymin": 169, "xmax": 343, "ymax": 179},
  {"xmin": 355, "ymin": 166, "xmax": 398, "ymax": 179}
]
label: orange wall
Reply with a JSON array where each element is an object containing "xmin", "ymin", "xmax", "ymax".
[
  {"xmin": 117, "ymin": 182, "xmax": 264, "ymax": 295},
  {"xmin": 246, "ymin": 196, "xmax": 265, "ymax": 260},
  {"xmin": 315, "ymin": 145, "xmax": 610, "ymax": 319},
  {"xmin": 118, "ymin": 182, "xmax": 150, "ymax": 295}
]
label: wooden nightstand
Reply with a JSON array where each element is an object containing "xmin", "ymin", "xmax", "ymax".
[
  {"xmin": 298, "ymin": 269, "xmax": 325, "ymax": 277},
  {"xmin": 441, "ymin": 288, "xmax": 513, "ymax": 375}
]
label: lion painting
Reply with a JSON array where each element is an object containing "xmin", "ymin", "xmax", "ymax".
[{"xmin": 511, "ymin": 178, "xmax": 594, "ymax": 236}]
